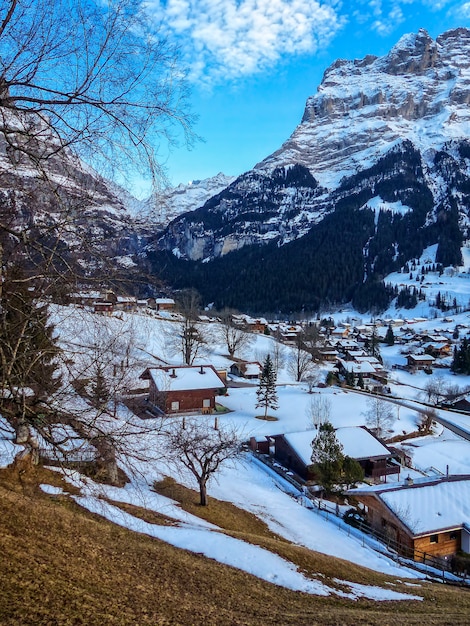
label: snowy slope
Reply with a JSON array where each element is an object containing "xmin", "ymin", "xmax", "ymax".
[{"xmin": 143, "ymin": 173, "xmax": 236, "ymax": 228}]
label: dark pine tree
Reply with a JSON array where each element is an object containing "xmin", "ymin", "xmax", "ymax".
[{"xmin": 256, "ymin": 354, "xmax": 279, "ymax": 419}]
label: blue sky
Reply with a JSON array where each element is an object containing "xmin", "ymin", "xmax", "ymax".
[{"xmin": 140, "ymin": 1, "xmax": 470, "ymax": 193}]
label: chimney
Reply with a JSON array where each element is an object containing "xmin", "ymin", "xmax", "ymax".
[
  {"xmin": 404, "ymin": 475, "xmax": 413, "ymax": 487},
  {"xmin": 170, "ymin": 368, "xmax": 177, "ymax": 378},
  {"xmin": 199, "ymin": 365, "xmax": 205, "ymax": 374}
]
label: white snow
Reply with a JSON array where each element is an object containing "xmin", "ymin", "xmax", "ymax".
[
  {"xmin": 147, "ymin": 365, "xmax": 225, "ymax": 392},
  {"xmin": 379, "ymin": 478, "xmax": 470, "ymax": 535},
  {"xmin": 7, "ymin": 300, "xmax": 470, "ymax": 599}
]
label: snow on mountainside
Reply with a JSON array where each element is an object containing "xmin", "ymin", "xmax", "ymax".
[
  {"xmin": 154, "ymin": 28, "xmax": 470, "ymax": 269},
  {"xmin": 260, "ymin": 28, "xmax": 470, "ymax": 189},
  {"xmin": 0, "ymin": 107, "xmax": 233, "ymax": 277},
  {"xmin": 143, "ymin": 173, "xmax": 236, "ymax": 228},
  {"xmin": 0, "ymin": 107, "xmax": 150, "ymax": 271},
  {"xmin": 149, "ymin": 28, "xmax": 470, "ymax": 314}
]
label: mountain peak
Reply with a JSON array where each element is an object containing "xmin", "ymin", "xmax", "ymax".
[
  {"xmin": 380, "ymin": 28, "xmax": 437, "ymax": 75},
  {"xmin": 262, "ymin": 28, "xmax": 470, "ymax": 189}
]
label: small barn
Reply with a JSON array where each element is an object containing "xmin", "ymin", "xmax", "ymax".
[{"xmin": 229, "ymin": 361, "xmax": 262, "ymax": 379}]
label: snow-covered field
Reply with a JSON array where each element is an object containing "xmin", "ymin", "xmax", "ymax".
[{"xmin": 3, "ymin": 291, "xmax": 470, "ymax": 600}]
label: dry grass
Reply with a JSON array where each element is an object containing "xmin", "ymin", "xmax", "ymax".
[{"xmin": 1, "ymin": 465, "xmax": 469, "ymax": 626}]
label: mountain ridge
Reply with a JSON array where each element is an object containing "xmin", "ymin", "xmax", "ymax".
[{"xmin": 149, "ymin": 28, "xmax": 470, "ymax": 313}]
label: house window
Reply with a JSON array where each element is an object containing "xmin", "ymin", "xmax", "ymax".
[
  {"xmin": 430, "ymin": 534, "xmax": 439, "ymax": 544},
  {"xmin": 171, "ymin": 401, "xmax": 180, "ymax": 411},
  {"xmin": 449, "ymin": 532, "xmax": 457, "ymax": 541},
  {"xmin": 202, "ymin": 398, "xmax": 211, "ymax": 408}
]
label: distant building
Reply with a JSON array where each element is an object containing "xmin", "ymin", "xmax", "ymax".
[{"xmin": 271, "ymin": 426, "xmax": 399, "ymax": 482}]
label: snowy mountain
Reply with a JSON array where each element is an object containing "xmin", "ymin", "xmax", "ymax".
[
  {"xmin": 0, "ymin": 106, "xmax": 231, "ymax": 282},
  {"xmin": 150, "ymin": 28, "xmax": 470, "ymax": 313},
  {"xmin": 261, "ymin": 28, "xmax": 470, "ymax": 189},
  {"xmin": 0, "ymin": 108, "xmax": 149, "ymax": 275},
  {"xmin": 143, "ymin": 173, "xmax": 236, "ymax": 229}
]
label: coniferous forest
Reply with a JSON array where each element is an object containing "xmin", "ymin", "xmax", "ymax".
[{"xmin": 150, "ymin": 142, "xmax": 464, "ymax": 315}]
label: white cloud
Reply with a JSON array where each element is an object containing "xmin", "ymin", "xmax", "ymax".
[
  {"xmin": 143, "ymin": 0, "xmax": 344, "ymax": 84},
  {"xmin": 354, "ymin": 1, "xmax": 456, "ymax": 38},
  {"xmin": 454, "ymin": 1, "xmax": 470, "ymax": 17}
]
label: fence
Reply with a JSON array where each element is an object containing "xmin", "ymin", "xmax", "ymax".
[{"xmin": 251, "ymin": 452, "xmax": 469, "ymax": 586}]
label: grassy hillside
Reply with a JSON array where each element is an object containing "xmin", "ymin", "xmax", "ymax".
[{"xmin": 1, "ymin": 465, "xmax": 469, "ymax": 626}]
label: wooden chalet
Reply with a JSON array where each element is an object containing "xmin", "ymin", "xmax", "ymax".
[
  {"xmin": 229, "ymin": 360, "xmax": 262, "ymax": 379},
  {"xmin": 271, "ymin": 426, "xmax": 399, "ymax": 482},
  {"xmin": 406, "ymin": 353, "xmax": 435, "ymax": 371},
  {"xmin": 155, "ymin": 298, "xmax": 175, "ymax": 311},
  {"xmin": 351, "ymin": 475, "xmax": 470, "ymax": 561},
  {"xmin": 141, "ymin": 365, "xmax": 226, "ymax": 415},
  {"xmin": 93, "ymin": 301, "xmax": 114, "ymax": 314}
]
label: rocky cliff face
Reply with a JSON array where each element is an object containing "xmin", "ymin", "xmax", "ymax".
[
  {"xmin": 0, "ymin": 107, "xmax": 149, "ymax": 275},
  {"xmin": 155, "ymin": 28, "xmax": 470, "ymax": 264}
]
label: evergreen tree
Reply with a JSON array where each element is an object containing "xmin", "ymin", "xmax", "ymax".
[
  {"xmin": 0, "ymin": 268, "xmax": 61, "ymax": 437},
  {"xmin": 310, "ymin": 422, "xmax": 344, "ymax": 494},
  {"xmin": 256, "ymin": 354, "xmax": 279, "ymax": 419},
  {"xmin": 384, "ymin": 324, "xmax": 395, "ymax": 346},
  {"xmin": 451, "ymin": 339, "xmax": 470, "ymax": 375},
  {"xmin": 342, "ymin": 456, "xmax": 365, "ymax": 489}
]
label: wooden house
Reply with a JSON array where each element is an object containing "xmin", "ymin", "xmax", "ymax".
[
  {"xmin": 155, "ymin": 298, "xmax": 175, "ymax": 311},
  {"xmin": 141, "ymin": 365, "xmax": 226, "ymax": 415},
  {"xmin": 272, "ymin": 426, "xmax": 399, "ymax": 482},
  {"xmin": 229, "ymin": 360, "xmax": 262, "ymax": 379},
  {"xmin": 115, "ymin": 296, "xmax": 137, "ymax": 312},
  {"xmin": 351, "ymin": 475, "xmax": 470, "ymax": 561},
  {"xmin": 93, "ymin": 301, "xmax": 114, "ymax": 314},
  {"xmin": 406, "ymin": 353, "xmax": 435, "ymax": 371}
]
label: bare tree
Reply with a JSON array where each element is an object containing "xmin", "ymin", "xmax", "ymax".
[
  {"xmin": 362, "ymin": 397, "xmax": 395, "ymax": 439},
  {"xmin": 422, "ymin": 375, "xmax": 446, "ymax": 405},
  {"xmin": 0, "ymin": 0, "xmax": 192, "ymax": 183},
  {"xmin": 164, "ymin": 419, "xmax": 241, "ymax": 506},
  {"xmin": 270, "ymin": 330, "xmax": 286, "ymax": 375},
  {"xmin": 0, "ymin": 0, "xmax": 193, "ymax": 469},
  {"xmin": 306, "ymin": 395, "xmax": 332, "ymax": 429},
  {"xmin": 217, "ymin": 309, "xmax": 253, "ymax": 358},
  {"xmin": 418, "ymin": 408, "xmax": 437, "ymax": 434},
  {"xmin": 304, "ymin": 368, "xmax": 322, "ymax": 393},
  {"xmin": 287, "ymin": 341, "xmax": 314, "ymax": 382},
  {"xmin": 301, "ymin": 324, "xmax": 325, "ymax": 361},
  {"xmin": 170, "ymin": 289, "xmax": 208, "ymax": 365}
]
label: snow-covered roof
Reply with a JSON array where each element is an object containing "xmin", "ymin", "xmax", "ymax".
[
  {"xmin": 244, "ymin": 362, "xmax": 261, "ymax": 376},
  {"xmin": 147, "ymin": 366, "xmax": 225, "ymax": 392},
  {"xmin": 283, "ymin": 426, "xmax": 391, "ymax": 466},
  {"xmin": 335, "ymin": 427, "xmax": 391, "ymax": 460},
  {"xmin": 353, "ymin": 476, "xmax": 470, "ymax": 536},
  {"xmin": 338, "ymin": 359, "xmax": 377, "ymax": 374},
  {"xmin": 408, "ymin": 354, "xmax": 435, "ymax": 362}
]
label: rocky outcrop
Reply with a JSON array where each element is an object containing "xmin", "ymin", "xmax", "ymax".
[{"xmin": 155, "ymin": 29, "xmax": 470, "ymax": 263}]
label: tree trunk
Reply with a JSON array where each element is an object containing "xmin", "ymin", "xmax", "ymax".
[
  {"xmin": 95, "ymin": 438, "xmax": 120, "ymax": 486},
  {"xmin": 199, "ymin": 479, "xmax": 208, "ymax": 506}
]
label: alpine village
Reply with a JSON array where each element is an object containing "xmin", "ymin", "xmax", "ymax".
[{"xmin": 3, "ymin": 4, "xmax": 470, "ymax": 625}]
